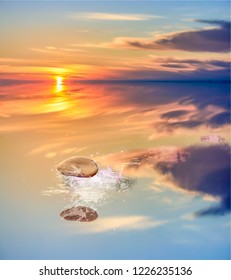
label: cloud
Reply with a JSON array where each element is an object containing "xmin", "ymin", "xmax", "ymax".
[
  {"xmin": 80, "ymin": 216, "xmax": 167, "ymax": 233},
  {"xmin": 196, "ymin": 196, "xmax": 230, "ymax": 217},
  {"xmin": 99, "ymin": 56, "xmax": 230, "ymax": 81},
  {"xmin": 160, "ymin": 64, "xmax": 188, "ymax": 69},
  {"xmin": 101, "ymin": 81, "xmax": 229, "ymax": 131},
  {"xmin": 68, "ymin": 12, "xmax": 162, "ymax": 21},
  {"xmin": 151, "ymin": 57, "xmax": 230, "ymax": 71},
  {"xmin": 0, "ymin": 79, "xmax": 42, "ymax": 87},
  {"xmin": 104, "ymin": 145, "xmax": 230, "ymax": 217},
  {"xmin": 64, "ymin": 81, "xmax": 230, "ymax": 141},
  {"xmin": 99, "ymin": 81, "xmax": 230, "ymax": 124},
  {"xmin": 29, "ymin": 47, "xmax": 86, "ymax": 55},
  {"xmin": 208, "ymin": 111, "xmax": 230, "ymax": 127},
  {"xmin": 120, "ymin": 20, "xmax": 230, "ymax": 52},
  {"xmin": 158, "ymin": 120, "xmax": 203, "ymax": 130},
  {"xmin": 161, "ymin": 110, "xmax": 190, "ymax": 119},
  {"xmin": 159, "ymin": 145, "xmax": 231, "ymax": 216},
  {"xmin": 158, "ymin": 111, "xmax": 230, "ymax": 131},
  {"xmin": 161, "ymin": 111, "xmax": 228, "ymax": 132},
  {"xmin": 158, "ymin": 148, "xmax": 230, "ymax": 217}
]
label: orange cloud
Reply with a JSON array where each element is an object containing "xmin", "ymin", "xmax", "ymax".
[{"xmin": 68, "ymin": 12, "xmax": 163, "ymax": 21}]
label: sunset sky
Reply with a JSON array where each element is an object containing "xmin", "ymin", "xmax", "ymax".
[
  {"xmin": 0, "ymin": 1, "xmax": 230, "ymax": 260},
  {"xmin": 1, "ymin": 0, "xmax": 230, "ymax": 80}
]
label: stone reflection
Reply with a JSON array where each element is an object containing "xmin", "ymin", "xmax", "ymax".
[{"xmin": 60, "ymin": 206, "xmax": 98, "ymax": 222}]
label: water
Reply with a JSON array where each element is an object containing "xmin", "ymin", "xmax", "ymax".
[{"xmin": 0, "ymin": 81, "xmax": 230, "ymax": 259}]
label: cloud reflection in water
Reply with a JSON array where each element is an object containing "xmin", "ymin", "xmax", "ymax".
[{"xmin": 104, "ymin": 144, "xmax": 230, "ymax": 217}]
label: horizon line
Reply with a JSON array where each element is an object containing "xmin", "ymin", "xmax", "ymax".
[{"xmin": 73, "ymin": 79, "xmax": 230, "ymax": 84}]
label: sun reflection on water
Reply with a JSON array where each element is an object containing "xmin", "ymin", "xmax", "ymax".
[
  {"xmin": 48, "ymin": 76, "xmax": 89, "ymax": 117},
  {"xmin": 55, "ymin": 76, "xmax": 64, "ymax": 93}
]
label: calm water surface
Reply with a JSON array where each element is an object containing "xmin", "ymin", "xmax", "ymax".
[{"xmin": 0, "ymin": 81, "xmax": 230, "ymax": 259}]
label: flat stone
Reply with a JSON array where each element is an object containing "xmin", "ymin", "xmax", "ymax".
[
  {"xmin": 57, "ymin": 156, "xmax": 98, "ymax": 178},
  {"xmin": 60, "ymin": 206, "xmax": 98, "ymax": 222}
]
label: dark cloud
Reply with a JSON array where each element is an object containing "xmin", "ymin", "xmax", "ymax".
[
  {"xmin": 155, "ymin": 58, "xmax": 230, "ymax": 70},
  {"xmin": 89, "ymin": 81, "xmax": 230, "ymax": 131},
  {"xmin": 209, "ymin": 60, "xmax": 230, "ymax": 68},
  {"xmin": 106, "ymin": 65, "xmax": 230, "ymax": 82},
  {"xmin": 195, "ymin": 171, "xmax": 230, "ymax": 216},
  {"xmin": 160, "ymin": 64, "xmax": 188, "ymax": 69},
  {"xmin": 161, "ymin": 110, "xmax": 190, "ymax": 119},
  {"xmin": 105, "ymin": 81, "xmax": 230, "ymax": 113},
  {"xmin": 110, "ymin": 145, "xmax": 230, "ymax": 217},
  {"xmin": 158, "ymin": 111, "xmax": 230, "ymax": 131},
  {"xmin": 155, "ymin": 145, "xmax": 230, "ymax": 216},
  {"xmin": 196, "ymin": 196, "xmax": 230, "ymax": 217},
  {"xmin": 209, "ymin": 112, "xmax": 230, "ymax": 127},
  {"xmin": 0, "ymin": 79, "xmax": 42, "ymax": 87},
  {"xmin": 195, "ymin": 19, "xmax": 229, "ymax": 28},
  {"xmin": 80, "ymin": 81, "xmax": 230, "ymax": 132},
  {"xmin": 83, "ymin": 56, "xmax": 230, "ymax": 81},
  {"xmin": 158, "ymin": 120, "xmax": 203, "ymax": 130},
  {"xmin": 178, "ymin": 83, "xmax": 230, "ymax": 110},
  {"xmin": 124, "ymin": 20, "xmax": 230, "ymax": 52},
  {"xmin": 156, "ymin": 58, "xmax": 205, "ymax": 64}
]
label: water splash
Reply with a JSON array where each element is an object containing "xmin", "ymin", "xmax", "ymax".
[{"xmin": 57, "ymin": 167, "xmax": 135, "ymax": 209}]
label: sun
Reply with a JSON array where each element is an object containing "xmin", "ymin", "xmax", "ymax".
[
  {"xmin": 55, "ymin": 76, "xmax": 64, "ymax": 92},
  {"xmin": 56, "ymin": 76, "xmax": 63, "ymax": 85}
]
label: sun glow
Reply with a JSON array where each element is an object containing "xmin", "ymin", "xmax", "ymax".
[{"xmin": 55, "ymin": 76, "xmax": 64, "ymax": 92}]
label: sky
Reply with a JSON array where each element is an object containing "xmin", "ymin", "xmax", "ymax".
[{"xmin": 0, "ymin": 0, "xmax": 230, "ymax": 80}]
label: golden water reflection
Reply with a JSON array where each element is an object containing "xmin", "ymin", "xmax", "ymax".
[
  {"xmin": 0, "ymin": 80, "xmax": 230, "ymax": 260},
  {"xmin": 55, "ymin": 76, "xmax": 64, "ymax": 93}
]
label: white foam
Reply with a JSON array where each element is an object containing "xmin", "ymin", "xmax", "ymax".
[{"xmin": 57, "ymin": 167, "xmax": 135, "ymax": 208}]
